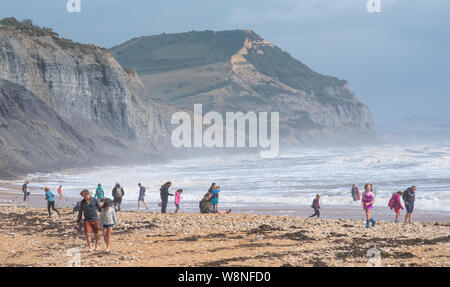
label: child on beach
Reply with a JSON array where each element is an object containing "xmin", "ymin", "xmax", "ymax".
[
  {"xmin": 388, "ymin": 190, "xmax": 404, "ymax": 223},
  {"xmin": 44, "ymin": 187, "xmax": 60, "ymax": 218},
  {"xmin": 361, "ymin": 183, "xmax": 375, "ymax": 228},
  {"xmin": 309, "ymin": 194, "xmax": 321, "ymax": 218},
  {"xmin": 57, "ymin": 185, "xmax": 63, "ymax": 200},
  {"xmin": 174, "ymin": 189, "xmax": 183, "ymax": 213},
  {"xmin": 211, "ymin": 186, "xmax": 220, "ymax": 212},
  {"xmin": 99, "ymin": 198, "xmax": 117, "ymax": 252},
  {"xmin": 95, "ymin": 184, "xmax": 104, "ymax": 201}
]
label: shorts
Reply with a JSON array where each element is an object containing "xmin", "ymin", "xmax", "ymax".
[
  {"xmin": 394, "ymin": 207, "xmax": 401, "ymax": 214},
  {"xmin": 175, "ymin": 203, "xmax": 180, "ymax": 209},
  {"xmin": 103, "ymin": 224, "xmax": 114, "ymax": 229},
  {"xmin": 138, "ymin": 196, "xmax": 145, "ymax": 201},
  {"xmin": 406, "ymin": 203, "xmax": 414, "ymax": 213},
  {"xmin": 211, "ymin": 198, "xmax": 218, "ymax": 205},
  {"xmin": 84, "ymin": 220, "xmax": 100, "ymax": 234}
]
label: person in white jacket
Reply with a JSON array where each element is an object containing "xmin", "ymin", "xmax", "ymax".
[{"xmin": 99, "ymin": 198, "xmax": 117, "ymax": 252}]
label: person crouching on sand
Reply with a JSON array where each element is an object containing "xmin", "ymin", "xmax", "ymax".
[
  {"xmin": 309, "ymin": 194, "xmax": 321, "ymax": 218},
  {"xmin": 44, "ymin": 187, "xmax": 60, "ymax": 218},
  {"xmin": 100, "ymin": 198, "xmax": 117, "ymax": 252},
  {"xmin": 77, "ymin": 189, "xmax": 102, "ymax": 251},
  {"xmin": 362, "ymin": 183, "xmax": 376, "ymax": 228},
  {"xmin": 388, "ymin": 190, "xmax": 404, "ymax": 223},
  {"xmin": 174, "ymin": 189, "xmax": 183, "ymax": 213}
]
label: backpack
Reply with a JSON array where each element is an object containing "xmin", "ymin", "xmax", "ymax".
[
  {"xmin": 388, "ymin": 194, "xmax": 396, "ymax": 209},
  {"xmin": 115, "ymin": 187, "xmax": 123, "ymax": 198}
]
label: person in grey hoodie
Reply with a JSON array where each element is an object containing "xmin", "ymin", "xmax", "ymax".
[
  {"xmin": 112, "ymin": 182, "xmax": 125, "ymax": 212},
  {"xmin": 99, "ymin": 198, "xmax": 117, "ymax": 252}
]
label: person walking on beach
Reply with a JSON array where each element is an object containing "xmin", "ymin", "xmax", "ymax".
[
  {"xmin": 77, "ymin": 189, "xmax": 102, "ymax": 251},
  {"xmin": 137, "ymin": 183, "xmax": 148, "ymax": 210},
  {"xmin": 160, "ymin": 181, "xmax": 173, "ymax": 214},
  {"xmin": 388, "ymin": 190, "xmax": 404, "ymax": 223},
  {"xmin": 99, "ymin": 198, "xmax": 117, "ymax": 252},
  {"xmin": 362, "ymin": 183, "xmax": 376, "ymax": 228},
  {"xmin": 57, "ymin": 185, "xmax": 63, "ymax": 200},
  {"xmin": 22, "ymin": 181, "xmax": 30, "ymax": 202},
  {"xmin": 351, "ymin": 184, "xmax": 360, "ymax": 201},
  {"xmin": 309, "ymin": 194, "xmax": 321, "ymax": 218},
  {"xmin": 112, "ymin": 182, "xmax": 125, "ymax": 212},
  {"xmin": 174, "ymin": 189, "xmax": 183, "ymax": 213},
  {"xmin": 95, "ymin": 184, "xmax": 104, "ymax": 201},
  {"xmin": 211, "ymin": 186, "xmax": 220, "ymax": 212},
  {"xmin": 45, "ymin": 187, "xmax": 60, "ymax": 218},
  {"xmin": 403, "ymin": 186, "xmax": 416, "ymax": 224}
]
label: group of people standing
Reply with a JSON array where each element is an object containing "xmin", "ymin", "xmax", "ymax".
[{"xmin": 308, "ymin": 184, "xmax": 417, "ymax": 227}]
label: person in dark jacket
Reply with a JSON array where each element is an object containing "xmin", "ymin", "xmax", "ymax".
[
  {"xmin": 112, "ymin": 182, "xmax": 125, "ymax": 212},
  {"xmin": 77, "ymin": 189, "xmax": 101, "ymax": 251},
  {"xmin": 403, "ymin": 186, "xmax": 416, "ymax": 224},
  {"xmin": 309, "ymin": 194, "xmax": 321, "ymax": 218},
  {"xmin": 160, "ymin": 181, "xmax": 173, "ymax": 214},
  {"xmin": 22, "ymin": 181, "xmax": 30, "ymax": 202},
  {"xmin": 351, "ymin": 184, "xmax": 360, "ymax": 201}
]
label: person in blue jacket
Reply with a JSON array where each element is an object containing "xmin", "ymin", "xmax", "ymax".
[{"xmin": 44, "ymin": 187, "xmax": 60, "ymax": 218}]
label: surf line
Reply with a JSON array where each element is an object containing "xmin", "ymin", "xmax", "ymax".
[{"xmin": 171, "ymin": 104, "xmax": 279, "ymax": 158}]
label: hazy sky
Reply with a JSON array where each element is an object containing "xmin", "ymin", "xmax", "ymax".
[{"xmin": 1, "ymin": 0, "xmax": 449, "ymax": 126}]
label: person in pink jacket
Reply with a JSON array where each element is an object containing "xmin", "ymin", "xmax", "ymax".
[
  {"xmin": 174, "ymin": 189, "xmax": 183, "ymax": 214},
  {"xmin": 389, "ymin": 190, "xmax": 404, "ymax": 223}
]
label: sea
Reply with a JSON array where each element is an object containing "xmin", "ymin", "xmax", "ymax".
[{"xmin": 4, "ymin": 143, "xmax": 450, "ymax": 216}]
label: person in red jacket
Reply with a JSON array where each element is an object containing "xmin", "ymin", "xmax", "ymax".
[{"xmin": 389, "ymin": 190, "xmax": 404, "ymax": 223}]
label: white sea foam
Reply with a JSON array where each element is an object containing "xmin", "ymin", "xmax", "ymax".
[{"xmin": 6, "ymin": 143, "xmax": 450, "ymax": 213}]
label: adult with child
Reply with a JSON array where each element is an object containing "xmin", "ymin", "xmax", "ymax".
[
  {"xmin": 160, "ymin": 181, "xmax": 173, "ymax": 214},
  {"xmin": 77, "ymin": 189, "xmax": 102, "ymax": 251},
  {"xmin": 361, "ymin": 183, "xmax": 376, "ymax": 228},
  {"xmin": 99, "ymin": 198, "xmax": 117, "ymax": 252},
  {"xmin": 138, "ymin": 183, "xmax": 148, "ymax": 210},
  {"xmin": 199, "ymin": 184, "xmax": 231, "ymax": 214},
  {"xmin": 112, "ymin": 182, "xmax": 125, "ymax": 212},
  {"xmin": 44, "ymin": 187, "xmax": 60, "ymax": 218},
  {"xmin": 403, "ymin": 186, "xmax": 416, "ymax": 224}
]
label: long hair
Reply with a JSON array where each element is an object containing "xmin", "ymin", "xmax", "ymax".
[{"xmin": 208, "ymin": 183, "xmax": 216, "ymax": 193}]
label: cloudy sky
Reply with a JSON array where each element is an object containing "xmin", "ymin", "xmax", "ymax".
[{"xmin": 1, "ymin": 0, "xmax": 449, "ymax": 126}]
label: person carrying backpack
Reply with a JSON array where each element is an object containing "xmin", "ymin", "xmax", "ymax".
[
  {"xmin": 388, "ymin": 190, "xmax": 404, "ymax": 223},
  {"xmin": 112, "ymin": 182, "xmax": 125, "ymax": 212},
  {"xmin": 309, "ymin": 194, "xmax": 321, "ymax": 218}
]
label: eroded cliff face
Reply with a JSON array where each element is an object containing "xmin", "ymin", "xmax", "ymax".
[
  {"xmin": 112, "ymin": 30, "xmax": 375, "ymax": 146},
  {"xmin": 0, "ymin": 21, "xmax": 174, "ymax": 177}
]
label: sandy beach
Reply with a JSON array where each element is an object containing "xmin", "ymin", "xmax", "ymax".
[{"xmin": 0, "ymin": 204, "xmax": 448, "ymax": 267}]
